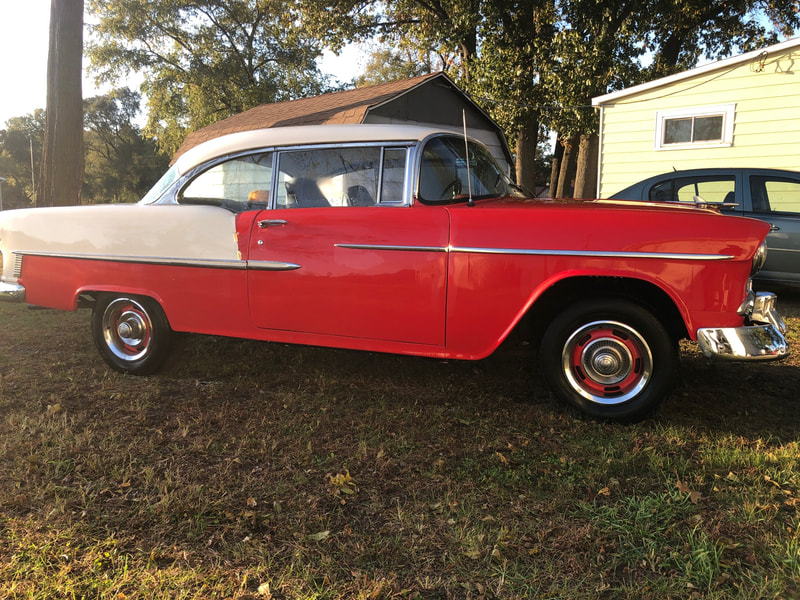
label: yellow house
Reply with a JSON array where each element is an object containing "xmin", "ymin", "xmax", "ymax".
[{"xmin": 592, "ymin": 37, "xmax": 800, "ymax": 198}]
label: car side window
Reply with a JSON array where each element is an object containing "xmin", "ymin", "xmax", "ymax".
[
  {"xmin": 418, "ymin": 136, "xmax": 520, "ymax": 202},
  {"xmin": 277, "ymin": 146, "xmax": 405, "ymax": 208},
  {"xmin": 180, "ymin": 152, "xmax": 273, "ymax": 211},
  {"xmin": 381, "ymin": 148, "xmax": 408, "ymax": 204},
  {"xmin": 648, "ymin": 176, "xmax": 735, "ymax": 205},
  {"xmin": 750, "ymin": 176, "xmax": 800, "ymax": 214}
]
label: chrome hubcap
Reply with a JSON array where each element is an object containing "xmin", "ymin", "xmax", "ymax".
[
  {"xmin": 582, "ymin": 339, "xmax": 632, "ymax": 385},
  {"xmin": 117, "ymin": 311, "xmax": 146, "ymax": 344},
  {"xmin": 562, "ymin": 320, "xmax": 653, "ymax": 405},
  {"xmin": 102, "ymin": 298, "xmax": 153, "ymax": 362}
]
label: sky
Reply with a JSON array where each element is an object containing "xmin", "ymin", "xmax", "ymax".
[
  {"xmin": 0, "ymin": 2, "xmax": 364, "ymax": 128},
  {"xmin": 0, "ymin": 2, "xmax": 52, "ymax": 126}
]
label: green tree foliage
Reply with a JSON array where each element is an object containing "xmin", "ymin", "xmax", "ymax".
[
  {"xmin": 644, "ymin": 0, "xmax": 800, "ymax": 78},
  {"xmin": 1, "ymin": 91, "xmax": 168, "ymax": 208},
  {"xmin": 299, "ymin": 0, "xmax": 798, "ymax": 193},
  {"xmin": 0, "ymin": 112, "xmax": 45, "ymax": 210},
  {"xmin": 353, "ymin": 47, "xmax": 438, "ymax": 87},
  {"xmin": 87, "ymin": 0, "xmax": 331, "ymax": 155},
  {"xmin": 83, "ymin": 89, "xmax": 169, "ymax": 204}
]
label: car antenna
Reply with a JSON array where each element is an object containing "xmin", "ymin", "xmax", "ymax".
[{"xmin": 463, "ymin": 109, "xmax": 474, "ymax": 206}]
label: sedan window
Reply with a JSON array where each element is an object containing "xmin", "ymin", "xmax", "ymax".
[
  {"xmin": 180, "ymin": 152, "xmax": 274, "ymax": 211},
  {"xmin": 648, "ymin": 176, "xmax": 735, "ymax": 205},
  {"xmin": 750, "ymin": 176, "xmax": 800, "ymax": 214},
  {"xmin": 418, "ymin": 136, "xmax": 522, "ymax": 203},
  {"xmin": 275, "ymin": 146, "xmax": 408, "ymax": 208}
]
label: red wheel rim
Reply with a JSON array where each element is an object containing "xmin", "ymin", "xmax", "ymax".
[{"xmin": 561, "ymin": 320, "xmax": 653, "ymax": 405}]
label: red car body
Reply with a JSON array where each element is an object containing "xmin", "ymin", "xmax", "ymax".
[{"xmin": 0, "ymin": 125, "xmax": 788, "ymax": 420}]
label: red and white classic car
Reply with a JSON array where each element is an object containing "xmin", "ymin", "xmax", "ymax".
[{"xmin": 0, "ymin": 124, "xmax": 788, "ymax": 420}]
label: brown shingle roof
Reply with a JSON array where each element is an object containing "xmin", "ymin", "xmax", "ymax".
[{"xmin": 172, "ymin": 73, "xmax": 442, "ymax": 162}]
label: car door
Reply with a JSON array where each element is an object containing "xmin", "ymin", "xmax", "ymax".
[
  {"xmin": 746, "ymin": 172, "xmax": 800, "ymax": 284},
  {"xmin": 246, "ymin": 145, "xmax": 449, "ymax": 345}
]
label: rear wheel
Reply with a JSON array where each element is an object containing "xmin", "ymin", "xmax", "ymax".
[
  {"xmin": 539, "ymin": 298, "xmax": 678, "ymax": 421},
  {"xmin": 91, "ymin": 294, "xmax": 174, "ymax": 375}
]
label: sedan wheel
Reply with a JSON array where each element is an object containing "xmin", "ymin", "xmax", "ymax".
[
  {"xmin": 91, "ymin": 295, "xmax": 173, "ymax": 375},
  {"xmin": 540, "ymin": 298, "xmax": 677, "ymax": 421}
]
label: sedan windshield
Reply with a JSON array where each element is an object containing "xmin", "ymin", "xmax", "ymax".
[{"xmin": 418, "ymin": 136, "xmax": 525, "ymax": 203}]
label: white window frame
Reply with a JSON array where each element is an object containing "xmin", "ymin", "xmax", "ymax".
[{"xmin": 654, "ymin": 104, "xmax": 735, "ymax": 150}]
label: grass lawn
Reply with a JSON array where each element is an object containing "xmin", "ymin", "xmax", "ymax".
[{"xmin": 1, "ymin": 300, "xmax": 798, "ymax": 599}]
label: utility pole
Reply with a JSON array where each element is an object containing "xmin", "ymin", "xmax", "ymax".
[
  {"xmin": 30, "ymin": 137, "xmax": 36, "ymax": 205},
  {"xmin": 0, "ymin": 176, "xmax": 6, "ymax": 211}
]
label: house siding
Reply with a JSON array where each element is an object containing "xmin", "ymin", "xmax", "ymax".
[{"xmin": 597, "ymin": 43, "xmax": 800, "ymax": 198}]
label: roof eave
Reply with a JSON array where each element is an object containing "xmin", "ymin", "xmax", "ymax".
[{"xmin": 592, "ymin": 36, "xmax": 800, "ymax": 106}]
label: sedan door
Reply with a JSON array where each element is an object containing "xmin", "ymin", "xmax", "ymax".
[
  {"xmin": 746, "ymin": 173, "xmax": 800, "ymax": 285},
  {"xmin": 246, "ymin": 145, "xmax": 449, "ymax": 346}
]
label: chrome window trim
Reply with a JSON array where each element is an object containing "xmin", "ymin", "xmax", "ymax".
[
  {"xmin": 162, "ymin": 141, "xmax": 420, "ymax": 208},
  {"xmin": 275, "ymin": 142, "xmax": 416, "ymax": 208},
  {"xmin": 412, "ymin": 132, "xmax": 468, "ymax": 203},
  {"xmin": 377, "ymin": 146, "xmax": 412, "ymax": 205}
]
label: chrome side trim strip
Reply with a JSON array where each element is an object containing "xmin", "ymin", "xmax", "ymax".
[
  {"xmin": 246, "ymin": 260, "xmax": 301, "ymax": 271},
  {"xmin": 449, "ymin": 247, "xmax": 734, "ymax": 261},
  {"xmin": 334, "ymin": 244, "xmax": 734, "ymax": 261},
  {"xmin": 335, "ymin": 243, "xmax": 449, "ymax": 253},
  {"xmin": 15, "ymin": 250, "xmax": 247, "ymax": 270},
  {"xmin": 14, "ymin": 251, "xmax": 302, "ymax": 272}
]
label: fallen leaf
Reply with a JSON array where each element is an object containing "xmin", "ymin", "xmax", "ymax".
[{"xmin": 307, "ymin": 530, "xmax": 330, "ymax": 541}]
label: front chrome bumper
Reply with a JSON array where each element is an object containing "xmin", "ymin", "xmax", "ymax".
[
  {"xmin": 0, "ymin": 281, "xmax": 26, "ymax": 302},
  {"xmin": 697, "ymin": 292, "xmax": 788, "ymax": 360}
]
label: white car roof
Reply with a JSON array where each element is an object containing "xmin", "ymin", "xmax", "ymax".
[{"xmin": 173, "ymin": 124, "xmax": 456, "ymax": 174}]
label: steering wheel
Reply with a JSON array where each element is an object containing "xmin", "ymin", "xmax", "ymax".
[{"xmin": 441, "ymin": 178, "xmax": 462, "ymax": 199}]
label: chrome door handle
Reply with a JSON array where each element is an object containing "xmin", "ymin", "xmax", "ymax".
[
  {"xmin": 258, "ymin": 219, "xmax": 287, "ymax": 228},
  {"xmin": 769, "ymin": 224, "xmax": 781, "ymax": 232}
]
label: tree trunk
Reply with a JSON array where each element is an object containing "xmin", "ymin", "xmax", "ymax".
[
  {"xmin": 549, "ymin": 135, "xmax": 564, "ymax": 198},
  {"xmin": 515, "ymin": 113, "xmax": 539, "ymax": 194},
  {"xmin": 38, "ymin": 0, "xmax": 84, "ymax": 207},
  {"xmin": 573, "ymin": 133, "xmax": 599, "ymax": 199},
  {"xmin": 555, "ymin": 135, "xmax": 577, "ymax": 198}
]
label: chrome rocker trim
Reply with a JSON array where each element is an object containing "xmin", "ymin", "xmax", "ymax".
[
  {"xmin": 697, "ymin": 292, "xmax": 788, "ymax": 360},
  {"xmin": 0, "ymin": 281, "xmax": 26, "ymax": 302}
]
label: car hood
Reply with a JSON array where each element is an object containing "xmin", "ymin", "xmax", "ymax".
[
  {"xmin": 467, "ymin": 195, "xmax": 724, "ymax": 214},
  {"xmin": 445, "ymin": 195, "xmax": 771, "ymax": 262}
]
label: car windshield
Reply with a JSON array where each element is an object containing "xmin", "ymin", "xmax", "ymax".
[
  {"xmin": 139, "ymin": 165, "xmax": 179, "ymax": 204},
  {"xmin": 418, "ymin": 136, "xmax": 524, "ymax": 203}
]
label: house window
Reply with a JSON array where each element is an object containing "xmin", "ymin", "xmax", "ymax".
[{"xmin": 655, "ymin": 104, "xmax": 735, "ymax": 150}]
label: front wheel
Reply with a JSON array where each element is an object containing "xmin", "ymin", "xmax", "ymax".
[
  {"xmin": 539, "ymin": 299, "xmax": 678, "ymax": 422},
  {"xmin": 91, "ymin": 294, "xmax": 174, "ymax": 375}
]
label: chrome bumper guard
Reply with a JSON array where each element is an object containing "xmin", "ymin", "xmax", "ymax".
[
  {"xmin": 697, "ymin": 292, "xmax": 788, "ymax": 360},
  {"xmin": 0, "ymin": 281, "xmax": 26, "ymax": 303}
]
